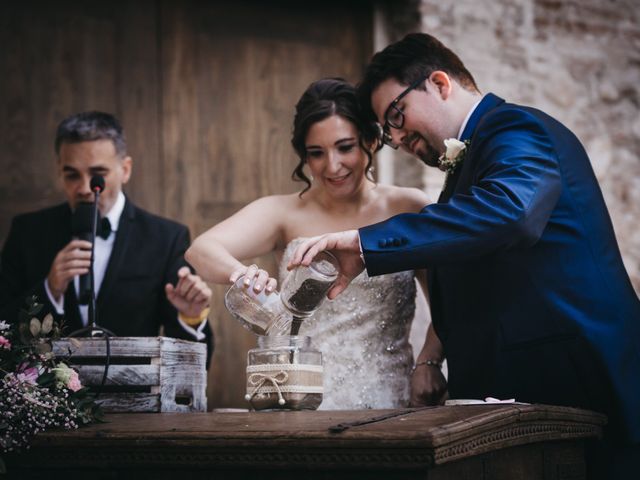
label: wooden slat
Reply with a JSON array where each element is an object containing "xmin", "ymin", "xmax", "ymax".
[
  {"xmin": 76, "ymin": 364, "xmax": 159, "ymax": 386},
  {"xmin": 53, "ymin": 336, "xmax": 205, "ymax": 358},
  {"xmin": 160, "ymin": 383, "xmax": 207, "ymax": 413},
  {"xmin": 160, "ymin": 365, "xmax": 206, "ymax": 383},
  {"xmin": 95, "ymin": 393, "xmax": 161, "ymax": 412},
  {"xmin": 159, "ymin": 336, "xmax": 207, "ymax": 356}
]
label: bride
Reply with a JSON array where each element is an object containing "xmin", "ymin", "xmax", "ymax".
[{"xmin": 186, "ymin": 78, "xmax": 446, "ymax": 409}]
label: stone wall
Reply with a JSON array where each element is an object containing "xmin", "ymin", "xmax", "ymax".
[{"xmin": 380, "ymin": 0, "xmax": 640, "ymax": 293}]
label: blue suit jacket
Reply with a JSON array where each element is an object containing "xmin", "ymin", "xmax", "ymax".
[{"xmin": 360, "ymin": 94, "xmax": 640, "ymax": 442}]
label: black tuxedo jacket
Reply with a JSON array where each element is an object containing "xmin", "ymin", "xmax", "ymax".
[{"xmin": 0, "ymin": 199, "xmax": 213, "ymax": 362}]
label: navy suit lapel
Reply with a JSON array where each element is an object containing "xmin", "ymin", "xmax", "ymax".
[
  {"xmin": 431, "ymin": 95, "xmax": 507, "ymax": 334},
  {"xmin": 97, "ymin": 199, "xmax": 135, "ymax": 309},
  {"xmin": 459, "ymin": 93, "xmax": 504, "ymax": 143},
  {"xmin": 437, "ymin": 167, "xmax": 463, "ymax": 204},
  {"xmin": 438, "ymin": 93, "xmax": 505, "ymax": 203}
]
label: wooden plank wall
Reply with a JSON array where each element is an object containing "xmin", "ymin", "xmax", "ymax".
[{"xmin": 0, "ymin": 0, "xmax": 372, "ymax": 408}]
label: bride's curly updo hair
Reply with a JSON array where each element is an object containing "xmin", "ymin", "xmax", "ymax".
[{"xmin": 291, "ymin": 78, "xmax": 379, "ymax": 195}]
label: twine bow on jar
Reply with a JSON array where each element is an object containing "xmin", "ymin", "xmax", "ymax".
[{"xmin": 245, "ymin": 370, "xmax": 289, "ymax": 406}]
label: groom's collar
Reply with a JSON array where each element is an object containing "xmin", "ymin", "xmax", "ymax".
[
  {"xmin": 459, "ymin": 93, "xmax": 505, "ymax": 142},
  {"xmin": 457, "ymin": 97, "xmax": 483, "ymax": 139}
]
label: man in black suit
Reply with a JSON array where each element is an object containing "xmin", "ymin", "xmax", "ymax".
[{"xmin": 0, "ymin": 111, "xmax": 213, "ymax": 360}]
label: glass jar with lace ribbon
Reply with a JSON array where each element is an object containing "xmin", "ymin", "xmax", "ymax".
[{"xmin": 245, "ymin": 335, "xmax": 323, "ymax": 410}]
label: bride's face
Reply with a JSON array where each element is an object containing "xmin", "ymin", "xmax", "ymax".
[{"xmin": 304, "ymin": 115, "xmax": 369, "ymax": 198}]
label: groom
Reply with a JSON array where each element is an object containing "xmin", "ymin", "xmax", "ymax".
[{"xmin": 289, "ymin": 33, "xmax": 640, "ymax": 476}]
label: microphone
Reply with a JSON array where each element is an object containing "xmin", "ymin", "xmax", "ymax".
[
  {"xmin": 70, "ymin": 175, "xmax": 105, "ymax": 306},
  {"xmin": 71, "ymin": 202, "xmax": 94, "ymax": 305},
  {"xmin": 90, "ymin": 175, "xmax": 105, "ymax": 193}
]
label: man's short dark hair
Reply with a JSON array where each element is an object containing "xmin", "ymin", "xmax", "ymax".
[
  {"xmin": 357, "ymin": 33, "xmax": 480, "ymax": 122},
  {"xmin": 55, "ymin": 111, "xmax": 127, "ymax": 157}
]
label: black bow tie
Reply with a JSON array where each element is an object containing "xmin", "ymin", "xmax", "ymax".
[{"xmin": 98, "ymin": 217, "xmax": 112, "ymax": 240}]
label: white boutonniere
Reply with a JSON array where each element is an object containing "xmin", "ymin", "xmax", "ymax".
[{"xmin": 438, "ymin": 138, "xmax": 469, "ymax": 174}]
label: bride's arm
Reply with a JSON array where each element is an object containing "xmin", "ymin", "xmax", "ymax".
[
  {"xmin": 186, "ymin": 195, "xmax": 286, "ymax": 287},
  {"xmin": 410, "ymin": 269, "xmax": 448, "ymax": 406}
]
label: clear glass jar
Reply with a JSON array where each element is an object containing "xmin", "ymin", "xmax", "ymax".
[
  {"xmin": 224, "ymin": 276, "xmax": 293, "ymax": 336},
  {"xmin": 224, "ymin": 252, "xmax": 339, "ymax": 336},
  {"xmin": 245, "ymin": 335, "xmax": 323, "ymax": 411},
  {"xmin": 280, "ymin": 251, "xmax": 339, "ymax": 317}
]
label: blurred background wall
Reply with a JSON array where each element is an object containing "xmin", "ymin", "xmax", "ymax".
[{"xmin": 1, "ymin": 0, "xmax": 638, "ymax": 408}]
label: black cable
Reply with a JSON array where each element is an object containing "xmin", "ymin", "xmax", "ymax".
[{"xmin": 67, "ymin": 325, "xmax": 114, "ymax": 399}]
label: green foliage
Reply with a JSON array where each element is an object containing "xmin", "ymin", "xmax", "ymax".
[{"xmin": 0, "ymin": 296, "xmax": 103, "ymax": 453}]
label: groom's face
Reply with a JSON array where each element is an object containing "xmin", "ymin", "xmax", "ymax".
[{"xmin": 371, "ymin": 76, "xmax": 451, "ymax": 168}]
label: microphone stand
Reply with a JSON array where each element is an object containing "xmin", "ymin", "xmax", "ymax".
[
  {"xmin": 68, "ymin": 176, "xmax": 115, "ymax": 397},
  {"xmin": 87, "ymin": 187, "xmax": 110, "ymax": 335}
]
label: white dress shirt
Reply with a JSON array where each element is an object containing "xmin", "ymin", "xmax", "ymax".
[
  {"xmin": 44, "ymin": 192, "xmax": 206, "ymax": 339},
  {"xmin": 457, "ymin": 96, "xmax": 484, "ymax": 140}
]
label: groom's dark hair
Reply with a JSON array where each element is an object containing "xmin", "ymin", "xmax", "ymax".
[{"xmin": 357, "ymin": 33, "xmax": 479, "ymax": 122}]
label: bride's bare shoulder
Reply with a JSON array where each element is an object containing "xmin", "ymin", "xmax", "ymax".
[{"xmin": 375, "ymin": 184, "xmax": 432, "ymax": 214}]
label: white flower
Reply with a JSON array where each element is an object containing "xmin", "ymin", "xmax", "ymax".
[
  {"xmin": 53, "ymin": 362, "xmax": 74, "ymax": 387},
  {"xmin": 438, "ymin": 138, "xmax": 469, "ymax": 174},
  {"xmin": 443, "ymin": 138, "xmax": 466, "ymax": 160},
  {"xmin": 0, "ymin": 320, "xmax": 9, "ymax": 331}
]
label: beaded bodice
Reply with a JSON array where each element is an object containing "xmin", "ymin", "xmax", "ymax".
[{"xmin": 279, "ymin": 239, "xmax": 416, "ymax": 409}]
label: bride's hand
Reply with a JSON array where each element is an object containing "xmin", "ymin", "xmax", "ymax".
[{"xmin": 229, "ymin": 264, "xmax": 278, "ymax": 294}]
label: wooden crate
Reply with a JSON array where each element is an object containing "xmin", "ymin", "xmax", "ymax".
[{"xmin": 52, "ymin": 336, "xmax": 207, "ymax": 413}]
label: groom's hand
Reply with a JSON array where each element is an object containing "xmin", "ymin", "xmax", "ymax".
[
  {"xmin": 410, "ymin": 365, "xmax": 448, "ymax": 407},
  {"xmin": 287, "ymin": 229, "xmax": 364, "ymax": 299}
]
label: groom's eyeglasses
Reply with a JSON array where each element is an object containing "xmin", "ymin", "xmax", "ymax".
[{"xmin": 380, "ymin": 74, "xmax": 428, "ymax": 149}]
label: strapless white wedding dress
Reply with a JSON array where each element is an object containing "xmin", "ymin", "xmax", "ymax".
[{"xmin": 279, "ymin": 239, "xmax": 416, "ymax": 410}]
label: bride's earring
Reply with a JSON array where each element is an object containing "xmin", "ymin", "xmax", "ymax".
[{"xmin": 304, "ymin": 164, "xmax": 314, "ymax": 182}]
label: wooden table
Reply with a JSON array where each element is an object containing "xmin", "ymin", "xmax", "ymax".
[{"xmin": 4, "ymin": 404, "xmax": 605, "ymax": 479}]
